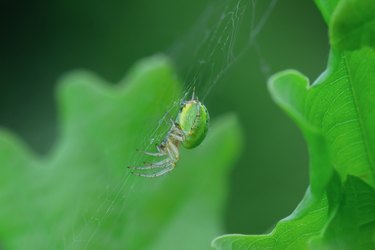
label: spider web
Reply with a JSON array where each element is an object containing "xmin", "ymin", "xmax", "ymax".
[
  {"xmin": 74, "ymin": 0, "xmax": 279, "ymax": 248},
  {"xmin": 131, "ymin": 0, "xmax": 278, "ymax": 168},
  {"xmin": 169, "ymin": 0, "xmax": 277, "ymax": 101}
]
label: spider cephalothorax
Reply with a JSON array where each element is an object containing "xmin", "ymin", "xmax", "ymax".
[{"xmin": 129, "ymin": 91, "xmax": 209, "ymax": 177}]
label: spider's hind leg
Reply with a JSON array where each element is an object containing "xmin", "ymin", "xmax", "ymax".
[
  {"xmin": 137, "ymin": 144, "xmax": 166, "ymax": 157},
  {"xmin": 128, "ymin": 158, "xmax": 172, "ymax": 170},
  {"xmin": 132, "ymin": 164, "xmax": 176, "ymax": 178}
]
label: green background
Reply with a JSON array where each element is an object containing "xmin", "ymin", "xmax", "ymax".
[{"xmin": 0, "ymin": 0, "xmax": 328, "ymax": 234}]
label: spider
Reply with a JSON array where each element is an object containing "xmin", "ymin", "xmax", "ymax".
[{"xmin": 128, "ymin": 90, "xmax": 209, "ymax": 177}]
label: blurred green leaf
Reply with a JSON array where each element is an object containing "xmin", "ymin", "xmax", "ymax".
[
  {"xmin": 315, "ymin": 0, "xmax": 340, "ymax": 24},
  {"xmin": 0, "ymin": 55, "xmax": 243, "ymax": 249},
  {"xmin": 330, "ymin": 0, "xmax": 375, "ymax": 50},
  {"xmin": 212, "ymin": 0, "xmax": 375, "ymax": 249}
]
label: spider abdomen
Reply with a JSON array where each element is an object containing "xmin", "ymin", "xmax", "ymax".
[{"xmin": 176, "ymin": 100, "xmax": 209, "ymax": 149}]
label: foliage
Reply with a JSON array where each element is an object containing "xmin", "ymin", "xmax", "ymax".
[
  {"xmin": 0, "ymin": 56, "xmax": 243, "ymax": 249},
  {"xmin": 212, "ymin": 0, "xmax": 375, "ymax": 249}
]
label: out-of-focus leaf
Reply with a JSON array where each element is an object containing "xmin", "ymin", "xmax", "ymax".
[
  {"xmin": 330, "ymin": 0, "xmax": 375, "ymax": 50},
  {"xmin": 0, "ymin": 55, "xmax": 243, "ymax": 249},
  {"xmin": 315, "ymin": 0, "xmax": 340, "ymax": 24}
]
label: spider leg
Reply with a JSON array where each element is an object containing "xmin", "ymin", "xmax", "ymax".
[
  {"xmin": 132, "ymin": 164, "xmax": 175, "ymax": 178},
  {"xmin": 169, "ymin": 133, "xmax": 184, "ymax": 142},
  {"xmin": 166, "ymin": 140, "xmax": 179, "ymax": 161},
  {"xmin": 128, "ymin": 158, "xmax": 172, "ymax": 170},
  {"xmin": 138, "ymin": 151, "xmax": 165, "ymax": 157},
  {"xmin": 137, "ymin": 143, "xmax": 166, "ymax": 157},
  {"xmin": 192, "ymin": 86, "xmax": 196, "ymax": 100},
  {"xmin": 170, "ymin": 118, "xmax": 175, "ymax": 126}
]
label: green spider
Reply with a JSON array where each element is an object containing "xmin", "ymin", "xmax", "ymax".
[{"xmin": 129, "ymin": 90, "xmax": 209, "ymax": 177}]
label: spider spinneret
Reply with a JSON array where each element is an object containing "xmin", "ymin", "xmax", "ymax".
[{"xmin": 128, "ymin": 90, "xmax": 209, "ymax": 177}]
